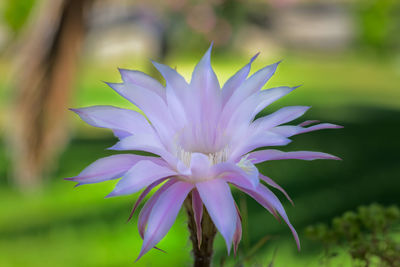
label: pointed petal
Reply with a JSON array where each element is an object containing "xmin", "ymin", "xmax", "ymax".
[
  {"xmin": 298, "ymin": 120, "xmax": 320, "ymax": 127},
  {"xmin": 190, "ymin": 45, "xmax": 221, "ymax": 150},
  {"xmin": 152, "ymin": 61, "xmax": 190, "ymax": 128},
  {"xmin": 253, "ymin": 86, "xmax": 298, "ymax": 115},
  {"xmin": 222, "ymin": 53, "xmax": 259, "ymax": 105},
  {"xmin": 213, "ymin": 162, "xmax": 258, "ymax": 190},
  {"xmin": 109, "ymin": 133, "xmax": 163, "ymax": 151},
  {"xmin": 70, "ymin": 106, "xmax": 153, "ymax": 139},
  {"xmin": 270, "ymin": 123, "xmax": 343, "ymax": 138},
  {"xmin": 191, "ymin": 44, "xmax": 220, "ymax": 98},
  {"xmin": 108, "ymin": 134, "xmax": 177, "ymax": 166},
  {"xmin": 237, "ymin": 185, "xmax": 280, "ymax": 221},
  {"xmin": 138, "ymin": 179, "xmax": 178, "ymax": 239},
  {"xmin": 192, "ymin": 189, "xmax": 203, "ymax": 248},
  {"xmin": 222, "ymin": 61, "xmax": 281, "ymax": 122},
  {"xmin": 267, "ymin": 125, "xmax": 301, "ymax": 137},
  {"xmin": 127, "ymin": 178, "xmax": 167, "ymax": 222},
  {"xmin": 107, "ymin": 160, "xmax": 176, "ymax": 197},
  {"xmin": 259, "ymin": 174, "xmax": 294, "ymax": 206},
  {"xmin": 255, "ymin": 184, "xmax": 300, "ymax": 250},
  {"xmin": 240, "ymin": 184, "xmax": 300, "ymax": 250},
  {"xmin": 165, "ymin": 83, "xmax": 187, "ymax": 129},
  {"xmin": 298, "ymin": 123, "xmax": 344, "ymax": 133},
  {"xmin": 234, "ymin": 61, "xmax": 280, "ymax": 99},
  {"xmin": 220, "ymin": 86, "xmax": 295, "ymax": 137},
  {"xmin": 137, "ymin": 181, "xmax": 193, "ymax": 260},
  {"xmin": 65, "ymin": 154, "xmax": 156, "ymax": 185},
  {"xmin": 152, "ymin": 61, "xmax": 189, "ymax": 91},
  {"xmin": 230, "ymin": 132, "xmax": 292, "ymax": 160},
  {"xmin": 196, "ymin": 179, "xmax": 237, "ymax": 254},
  {"xmin": 118, "ymin": 68, "xmax": 166, "ymax": 99},
  {"xmin": 249, "ymin": 149, "xmax": 341, "ymax": 164},
  {"xmin": 252, "ymin": 106, "xmax": 310, "ymax": 132},
  {"xmin": 223, "ymin": 92, "xmax": 260, "ymax": 134},
  {"xmin": 106, "ymin": 82, "xmax": 175, "ymax": 143}
]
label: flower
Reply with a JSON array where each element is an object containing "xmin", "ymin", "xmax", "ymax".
[{"xmin": 66, "ymin": 45, "xmax": 342, "ymax": 260}]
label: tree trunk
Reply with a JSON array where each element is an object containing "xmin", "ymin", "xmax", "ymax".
[{"xmin": 7, "ymin": 0, "xmax": 92, "ymax": 191}]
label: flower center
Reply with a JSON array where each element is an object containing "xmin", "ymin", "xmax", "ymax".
[{"xmin": 175, "ymin": 145, "xmax": 229, "ymax": 167}]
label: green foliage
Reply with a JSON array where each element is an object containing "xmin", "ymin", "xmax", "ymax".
[
  {"xmin": 355, "ymin": 0, "xmax": 400, "ymax": 53},
  {"xmin": 3, "ymin": 0, "xmax": 37, "ymax": 34},
  {"xmin": 306, "ymin": 204, "xmax": 400, "ymax": 267}
]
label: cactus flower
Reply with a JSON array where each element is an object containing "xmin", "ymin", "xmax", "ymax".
[{"xmin": 66, "ymin": 45, "xmax": 341, "ymax": 260}]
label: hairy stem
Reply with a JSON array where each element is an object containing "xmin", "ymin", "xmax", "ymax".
[{"xmin": 185, "ymin": 193, "xmax": 217, "ymax": 267}]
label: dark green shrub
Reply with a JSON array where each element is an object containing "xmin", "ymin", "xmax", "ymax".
[{"xmin": 306, "ymin": 204, "xmax": 400, "ymax": 267}]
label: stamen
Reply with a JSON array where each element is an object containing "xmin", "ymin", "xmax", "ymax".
[
  {"xmin": 237, "ymin": 155, "xmax": 255, "ymax": 174},
  {"xmin": 175, "ymin": 145, "xmax": 229, "ymax": 167}
]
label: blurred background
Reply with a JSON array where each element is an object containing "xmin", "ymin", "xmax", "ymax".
[{"xmin": 0, "ymin": 0, "xmax": 399, "ymax": 266}]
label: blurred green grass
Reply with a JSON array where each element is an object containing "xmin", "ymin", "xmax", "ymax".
[{"xmin": 1, "ymin": 51, "xmax": 399, "ymax": 266}]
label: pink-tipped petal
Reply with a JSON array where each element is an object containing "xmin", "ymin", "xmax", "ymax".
[
  {"xmin": 192, "ymin": 189, "xmax": 203, "ymax": 248},
  {"xmin": 107, "ymin": 160, "xmax": 176, "ymax": 197},
  {"xmin": 137, "ymin": 181, "xmax": 193, "ymax": 260},
  {"xmin": 65, "ymin": 154, "xmax": 155, "ymax": 185},
  {"xmin": 249, "ymin": 149, "xmax": 341, "ymax": 164},
  {"xmin": 259, "ymin": 174, "xmax": 294, "ymax": 206},
  {"xmin": 299, "ymin": 123, "xmax": 343, "ymax": 133},
  {"xmin": 196, "ymin": 179, "xmax": 237, "ymax": 254},
  {"xmin": 270, "ymin": 123, "xmax": 343, "ymax": 138},
  {"xmin": 298, "ymin": 120, "xmax": 320, "ymax": 127}
]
